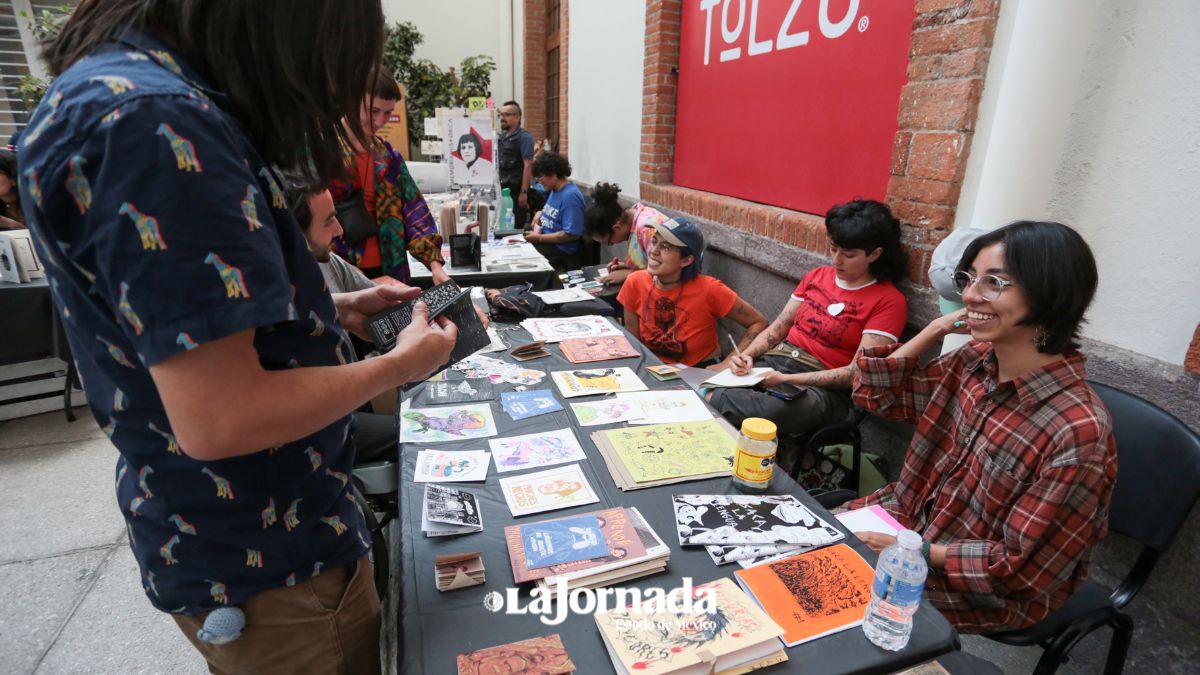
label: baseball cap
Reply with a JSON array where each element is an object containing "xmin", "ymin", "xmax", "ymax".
[{"xmin": 649, "ymin": 217, "xmax": 706, "ymax": 265}]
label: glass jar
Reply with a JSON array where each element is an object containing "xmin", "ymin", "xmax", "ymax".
[{"xmin": 732, "ymin": 417, "xmax": 778, "ymax": 492}]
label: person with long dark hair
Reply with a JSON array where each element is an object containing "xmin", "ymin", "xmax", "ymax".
[
  {"xmin": 710, "ymin": 200, "xmax": 909, "ymax": 437},
  {"xmin": 843, "ymin": 221, "xmax": 1116, "ymax": 634},
  {"xmin": 18, "ymin": 2, "xmax": 456, "ymax": 671},
  {"xmin": 0, "ymin": 149, "xmax": 24, "ymax": 229}
]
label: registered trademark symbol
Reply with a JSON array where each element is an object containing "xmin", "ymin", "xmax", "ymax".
[{"xmin": 858, "ymin": 16, "xmax": 869, "ymax": 32}]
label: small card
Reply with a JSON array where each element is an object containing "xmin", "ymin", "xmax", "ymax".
[
  {"xmin": 418, "ymin": 378, "xmax": 494, "ymax": 406},
  {"xmin": 646, "ymin": 364, "xmax": 681, "ymax": 381},
  {"xmin": 421, "ymin": 485, "xmax": 483, "ymax": 537},
  {"xmin": 414, "ymin": 449, "xmax": 491, "ymax": 483},
  {"xmin": 520, "ymin": 515, "xmax": 608, "ymax": 568},
  {"xmin": 499, "ymin": 464, "xmax": 600, "ymax": 517},
  {"xmin": 533, "ymin": 287, "xmax": 595, "ymax": 304},
  {"xmin": 551, "ymin": 367, "xmax": 648, "ymax": 398},
  {"xmin": 490, "ymin": 428, "xmax": 588, "ymax": 473},
  {"xmin": 569, "ymin": 399, "xmax": 645, "ymax": 427},
  {"xmin": 511, "ymin": 341, "xmax": 551, "ymax": 361},
  {"xmin": 435, "ymin": 551, "xmax": 485, "ymax": 592},
  {"xmin": 501, "ymin": 390, "xmax": 564, "ymax": 421},
  {"xmin": 456, "ymin": 634, "xmax": 575, "ymax": 675}
]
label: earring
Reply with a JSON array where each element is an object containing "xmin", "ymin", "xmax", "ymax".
[{"xmin": 1035, "ymin": 327, "xmax": 1048, "ymax": 349}]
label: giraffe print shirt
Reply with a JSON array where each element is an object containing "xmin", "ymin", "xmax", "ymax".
[{"xmin": 17, "ymin": 32, "xmax": 368, "ymax": 614}]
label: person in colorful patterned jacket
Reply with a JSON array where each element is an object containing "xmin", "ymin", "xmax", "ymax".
[
  {"xmin": 843, "ymin": 220, "xmax": 1117, "ymax": 633},
  {"xmin": 331, "ymin": 69, "xmax": 449, "ymax": 284},
  {"xmin": 583, "ymin": 181, "xmax": 670, "ymax": 288},
  {"xmin": 17, "ymin": 2, "xmax": 455, "ymax": 672}
]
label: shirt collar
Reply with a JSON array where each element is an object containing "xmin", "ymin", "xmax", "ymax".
[
  {"xmin": 962, "ymin": 342, "xmax": 1088, "ymax": 409},
  {"xmin": 112, "ymin": 29, "xmax": 225, "ymax": 103},
  {"xmin": 503, "ymin": 126, "xmax": 524, "ymax": 140}
]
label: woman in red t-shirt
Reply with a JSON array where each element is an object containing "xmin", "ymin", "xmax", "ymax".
[
  {"xmin": 617, "ymin": 218, "xmax": 767, "ymax": 367},
  {"xmin": 710, "ymin": 200, "xmax": 909, "ymax": 437}
]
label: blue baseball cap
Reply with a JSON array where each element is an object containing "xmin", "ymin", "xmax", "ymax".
[{"xmin": 649, "ymin": 217, "xmax": 706, "ymax": 268}]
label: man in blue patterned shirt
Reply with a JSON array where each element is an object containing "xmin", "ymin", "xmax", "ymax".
[{"xmin": 18, "ymin": 2, "xmax": 452, "ymax": 672}]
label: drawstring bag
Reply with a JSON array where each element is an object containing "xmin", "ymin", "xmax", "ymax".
[{"xmin": 487, "ymin": 283, "xmax": 547, "ymax": 320}]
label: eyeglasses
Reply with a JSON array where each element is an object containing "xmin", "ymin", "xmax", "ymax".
[
  {"xmin": 648, "ymin": 239, "xmax": 679, "ymax": 254},
  {"xmin": 952, "ymin": 270, "xmax": 1016, "ymax": 301},
  {"xmin": 499, "ymin": 112, "xmax": 519, "ymax": 117}
]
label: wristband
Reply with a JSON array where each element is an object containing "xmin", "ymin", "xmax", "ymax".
[{"xmin": 921, "ymin": 540, "xmax": 932, "ymax": 565}]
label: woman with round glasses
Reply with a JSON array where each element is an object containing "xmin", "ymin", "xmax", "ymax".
[
  {"xmin": 710, "ymin": 199, "xmax": 909, "ymax": 437},
  {"xmin": 842, "ymin": 220, "xmax": 1117, "ymax": 634},
  {"xmin": 616, "ymin": 218, "xmax": 767, "ymax": 367}
]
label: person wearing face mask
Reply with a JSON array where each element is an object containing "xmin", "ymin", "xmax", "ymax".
[
  {"xmin": 842, "ymin": 220, "xmax": 1116, "ymax": 635},
  {"xmin": 331, "ymin": 69, "xmax": 449, "ymax": 285},
  {"xmin": 709, "ymin": 200, "xmax": 909, "ymax": 437}
]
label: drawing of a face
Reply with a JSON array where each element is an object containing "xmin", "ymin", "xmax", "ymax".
[
  {"xmin": 459, "ymin": 137, "xmax": 477, "ymax": 163},
  {"xmin": 538, "ymin": 479, "xmax": 583, "ymax": 499}
]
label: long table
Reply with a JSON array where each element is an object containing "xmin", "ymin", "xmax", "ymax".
[
  {"xmin": 407, "ymin": 241, "xmax": 558, "ymax": 290},
  {"xmin": 395, "ymin": 320, "xmax": 958, "ymax": 674}
]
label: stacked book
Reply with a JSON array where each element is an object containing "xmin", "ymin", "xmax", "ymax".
[
  {"xmin": 504, "ymin": 506, "xmax": 669, "ymax": 593},
  {"xmin": 591, "ymin": 420, "xmax": 738, "ymax": 490},
  {"xmin": 672, "ymin": 494, "xmax": 845, "ymax": 567},
  {"xmin": 594, "ymin": 577, "xmax": 787, "ymax": 674}
]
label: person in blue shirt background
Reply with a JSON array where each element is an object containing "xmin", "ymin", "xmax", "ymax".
[
  {"xmin": 18, "ymin": 1, "xmax": 455, "ymax": 672},
  {"xmin": 525, "ymin": 152, "xmax": 586, "ymax": 270}
]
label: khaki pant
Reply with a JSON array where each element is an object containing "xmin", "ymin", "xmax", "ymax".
[{"xmin": 172, "ymin": 556, "xmax": 381, "ymax": 675}]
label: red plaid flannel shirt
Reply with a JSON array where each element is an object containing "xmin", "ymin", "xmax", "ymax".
[{"xmin": 845, "ymin": 341, "xmax": 1117, "ymax": 633}]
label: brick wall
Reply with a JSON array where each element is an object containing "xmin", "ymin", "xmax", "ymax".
[
  {"xmin": 558, "ymin": 0, "xmax": 569, "ymax": 156},
  {"xmin": 638, "ymin": 0, "xmax": 1001, "ymax": 286},
  {"xmin": 1187, "ymin": 324, "xmax": 1200, "ymax": 376},
  {"xmin": 522, "ymin": 0, "xmax": 546, "ymax": 140}
]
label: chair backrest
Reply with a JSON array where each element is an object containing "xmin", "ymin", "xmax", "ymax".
[{"xmin": 1091, "ymin": 381, "xmax": 1200, "ymax": 553}]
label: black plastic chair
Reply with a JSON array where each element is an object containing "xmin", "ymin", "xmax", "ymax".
[
  {"xmin": 985, "ymin": 381, "xmax": 1200, "ymax": 674},
  {"xmin": 787, "ymin": 408, "xmax": 869, "ymax": 493}
]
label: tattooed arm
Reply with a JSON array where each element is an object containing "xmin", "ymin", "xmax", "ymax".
[
  {"xmin": 729, "ymin": 299, "xmax": 801, "ymax": 375},
  {"xmin": 759, "ymin": 333, "xmax": 896, "ymax": 390},
  {"xmin": 711, "ymin": 298, "xmax": 768, "ymax": 371}
]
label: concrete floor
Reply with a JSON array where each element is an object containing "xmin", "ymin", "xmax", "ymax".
[{"xmin": 0, "ymin": 409, "xmax": 1183, "ymax": 674}]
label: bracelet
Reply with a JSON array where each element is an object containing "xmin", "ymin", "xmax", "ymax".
[{"xmin": 921, "ymin": 541, "xmax": 932, "ymax": 565}]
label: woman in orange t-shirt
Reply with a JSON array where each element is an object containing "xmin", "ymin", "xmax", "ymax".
[{"xmin": 617, "ymin": 218, "xmax": 767, "ymax": 367}]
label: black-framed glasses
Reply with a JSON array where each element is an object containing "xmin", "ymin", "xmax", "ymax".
[{"xmin": 952, "ymin": 270, "xmax": 1016, "ymax": 301}]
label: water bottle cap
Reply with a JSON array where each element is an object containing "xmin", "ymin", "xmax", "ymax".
[
  {"xmin": 502, "ymin": 187, "xmax": 511, "ymax": 197},
  {"xmin": 897, "ymin": 530, "xmax": 922, "ymax": 549},
  {"xmin": 740, "ymin": 417, "xmax": 777, "ymax": 441}
]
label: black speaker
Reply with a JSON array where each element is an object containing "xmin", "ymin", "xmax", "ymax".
[{"xmin": 450, "ymin": 233, "xmax": 481, "ymax": 270}]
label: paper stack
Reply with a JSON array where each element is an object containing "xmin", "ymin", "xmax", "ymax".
[
  {"xmin": 594, "ymin": 577, "xmax": 787, "ymax": 675},
  {"xmin": 591, "ymin": 420, "xmax": 738, "ymax": 490},
  {"xmin": 435, "ymin": 551, "xmax": 485, "ymax": 591},
  {"xmin": 671, "ymin": 494, "xmax": 844, "ymax": 567}
]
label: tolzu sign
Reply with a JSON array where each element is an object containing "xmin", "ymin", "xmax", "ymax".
[{"xmin": 673, "ymin": 0, "xmax": 913, "ymax": 215}]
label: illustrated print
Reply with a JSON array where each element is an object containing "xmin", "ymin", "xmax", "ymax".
[
  {"xmin": 129, "ymin": 496, "xmax": 145, "ymax": 516},
  {"xmin": 119, "ymin": 202, "xmax": 167, "ymax": 251},
  {"xmin": 207, "ymin": 579, "xmax": 229, "ymax": 605},
  {"xmin": 201, "ymin": 467, "xmax": 235, "ymax": 500},
  {"xmin": 137, "ymin": 465, "xmax": 155, "ymax": 498},
  {"xmin": 100, "ymin": 108, "xmax": 122, "ymax": 125},
  {"xmin": 176, "ymin": 332, "xmax": 198, "ymax": 350},
  {"xmin": 113, "ymin": 388, "xmax": 127, "ymax": 412},
  {"xmin": 284, "ymin": 499, "xmax": 301, "ymax": 532},
  {"xmin": 97, "ymin": 335, "xmax": 137, "ymax": 368},
  {"xmin": 116, "ymin": 464, "xmax": 128, "ymax": 485},
  {"xmin": 203, "ymin": 253, "xmax": 250, "ymax": 298},
  {"xmin": 155, "ymin": 123, "xmax": 202, "ymax": 172},
  {"xmin": 772, "ymin": 555, "xmax": 868, "ymax": 617},
  {"xmin": 259, "ymin": 168, "xmax": 287, "ymax": 209},
  {"xmin": 90, "ymin": 75, "xmax": 136, "ymax": 95},
  {"xmin": 645, "ymin": 293, "xmax": 689, "ymax": 362},
  {"xmin": 66, "ymin": 156, "xmax": 92, "ymax": 213},
  {"xmin": 321, "ymin": 515, "xmax": 348, "ymax": 535},
  {"xmin": 118, "ymin": 282, "xmax": 145, "ymax": 335},
  {"xmin": 304, "ymin": 447, "xmax": 322, "ymax": 471},
  {"xmin": 614, "ymin": 606, "xmax": 732, "ymax": 668},
  {"xmin": 308, "ymin": 310, "xmax": 325, "ymax": 337},
  {"xmin": 101, "ymin": 417, "xmax": 116, "ymax": 438},
  {"xmin": 148, "ymin": 422, "xmax": 181, "ymax": 454},
  {"xmin": 572, "ymin": 369, "xmax": 619, "ymax": 390},
  {"xmin": 24, "ymin": 169, "xmax": 43, "ymax": 207},
  {"xmin": 424, "ymin": 454, "xmax": 477, "ymax": 479},
  {"xmin": 168, "ymin": 513, "xmax": 196, "ymax": 535},
  {"xmin": 261, "ymin": 498, "xmax": 277, "ymax": 528},
  {"xmin": 160, "ymin": 534, "xmax": 180, "ymax": 565},
  {"xmin": 149, "ymin": 50, "xmax": 183, "ymax": 76},
  {"xmin": 23, "ymin": 111, "xmax": 55, "ymax": 145},
  {"xmin": 402, "ymin": 410, "xmax": 487, "ymax": 437},
  {"xmin": 241, "ymin": 185, "xmax": 263, "ymax": 230},
  {"xmin": 325, "ymin": 468, "xmax": 348, "ymax": 487},
  {"xmin": 797, "ymin": 286, "xmax": 863, "ymax": 349},
  {"xmin": 245, "ymin": 549, "xmax": 264, "ymax": 568}
]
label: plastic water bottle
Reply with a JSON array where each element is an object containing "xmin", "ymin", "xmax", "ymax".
[
  {"xmin": 500, "ymin": 187, "xmax": 515, "ymax": 232},
  {"xmin": 862, "ymin": 529, "xmax": 928, "ymax": 651}
]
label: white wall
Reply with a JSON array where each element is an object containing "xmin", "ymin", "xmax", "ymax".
[
  {"xmin": 956, "ymin": 0, "xmax": 1200, "ymax": 366},
  {"xmin": 566, "ymin": 0, "xmax": 645, "ymax": 199},
  {"xmin": 382, "ymin": 0, "xmax": 521, "ymax": 105}
]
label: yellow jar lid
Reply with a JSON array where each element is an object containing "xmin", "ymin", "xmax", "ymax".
[{"xmin": 740, "ymin": 417, "xmax": 777, "ymax": 441}]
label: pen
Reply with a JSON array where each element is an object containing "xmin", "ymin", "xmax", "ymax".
[{"xmin": 728, "ymin": 333, "xmax": 742, "ymax": 357}]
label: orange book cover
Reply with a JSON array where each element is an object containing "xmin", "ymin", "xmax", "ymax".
[
  {"xmin": 560, "ymin": 335, "xmax": 640, "ymax": 363},
  {"xmin": 734, "ymin": 543, "xmax": 875, "ymax": 647}
]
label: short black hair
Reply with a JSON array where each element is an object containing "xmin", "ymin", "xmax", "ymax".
[
  {"xmin": 283, "ymin": 179, "xmax": 322, "ymax": 234},
  {"xmin": 824, "ymin": 199, "xmax": 908, "ymax": 283},
  {"xmin": 501, "ymin": 100, "xmax": 521, "ymax": 116},
  {"xmin": 456, "ymin": 133, "xmax": 483, "ymax": 160},
  {"xmin": 584, "ymin": 182, "xmax": 622, "ymax": 239},
  {"xmin": 532, "ymin": 152, "xmax": 571, "ymax": 179},
  {"xmin": 371, "ymin": 69, "xmax": 402, "ymax": 102},
  {"xmin": 0, "ymin": 148, "xmax": 16, "ymax": 182},
  {"xmin": 956, "ymin": 220, "xmax": 1098, "ymax": 354}
]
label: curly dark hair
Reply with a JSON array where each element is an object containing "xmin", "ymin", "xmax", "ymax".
[
  {"xmin": 824, "ymin": 200, "xmax": 908, "ymax": 284},
  {"xmin": 532, "ymin": 151, "xmax": 571, "ymax": 180},
  {"xmin": 584, "ymin": 181, "xmax": 623, "ymax": 239}
]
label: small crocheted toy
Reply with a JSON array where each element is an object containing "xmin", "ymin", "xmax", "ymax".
[{"xmin": 196, "ymin": 606, "xmax": 245, "ymax": 645}]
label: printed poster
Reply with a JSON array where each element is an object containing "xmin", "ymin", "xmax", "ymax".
[
  {"xmin": 489, "ymin": 428, "xmax": 588, "ymax": 473},
  {"xmin": 601, "ymin": 420, "xmax": 736, "ymax": 483},
  {"xmin": 399, "ymin": 402, "xmax": 498, "ymax": 444},
  {"xmin": 569, "ymin": 398, "xmax": 644, "ymax": 427},
  {"xmin": 413, "ymin": 449, "xmax": 491, "ymax": 483},
  {"xmin": 499, "ymin": 464, "xmax": 600, "ymax": 517},
  {"xmin": 500, "ymin": 390, "xmax": 563, "ymax": 421},
  {"xmin": 447, "ymin": 117, "xmax": 495, "ymax": 187},
  {"xmin": 551, "ymin": 367, "xmax": 648, "ymax": 398}
]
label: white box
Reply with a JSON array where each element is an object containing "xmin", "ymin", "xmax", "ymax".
[{"xmin": 0, "ymin": 230, "xmax": 44, "ymax": 283}]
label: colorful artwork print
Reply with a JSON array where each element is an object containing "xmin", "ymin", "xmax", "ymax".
[
  {"xmin": 499, "ymin": 464, "xmax": 600, "ymax": 516},
  {"xmin": 602, "ymin": 420, "xmax": 735, "ymax": 483},
  {"xmin": 413, "ymin": 449, "xmax": 491, "ymax": 483},
  {"xmin": 570, "ymin": 399, "xmax": 643, "ymax": 427},
  {"xmin": 673, "ymin": 494, "xmax": 843, "ymax": 546},
  {"xmin": 559, "ymin": 335, "xmax": 640, "ymax": 363},
  {"xmin": 446, "ymin": 117, "xmax": 495, "ymax": 187},
  {"xmin": 521, "ymin": 515, "xmax": 608, "ymax": 568},
  {"xmin": 551, "ymin": 367, "xmax": 648, "ymax": 398},
  {"xmin": 501, "ymin": 390, "xmax": 563, "ymax": 421},
  {"xmin": 455, "ymin": 634, "xmax": 575, "ymax": 675},
  {"xmin": 488, "ymin": 428, "xmax": 588, "ymax": 473},
  {"xmin": 399, "ymin": 403, "xmax": 498, "ymax": 443},
  {"xmin": 520, "ymin": 316, "xmax": 625, "ymax": 343}
]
